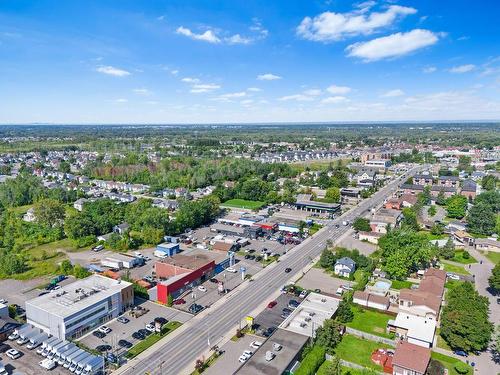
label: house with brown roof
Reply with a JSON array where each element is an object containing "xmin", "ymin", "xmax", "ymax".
[
  {"xmin": 353, "ymin": 291, "xmax": 390, "ymax": 311},
  {"xmin": 212, "ymin": 240, "xmax": 236, "ymax": 253},
  {"xmin": 400, "ymin": 194, "xmax": 418, "ymax": 207},
  {"xmin": 392, "ymin": 341, "xmax": 430, "ymax": 375}
]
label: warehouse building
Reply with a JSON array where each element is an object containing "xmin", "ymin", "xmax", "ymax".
[{"xmin": 26, "ymin": 275, "xmax": 133, "ymax": 339}]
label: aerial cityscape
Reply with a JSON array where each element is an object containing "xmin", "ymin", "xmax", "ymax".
[{"xmin": 0, "ymin": 1, "xmax": 499, "ymax": 375}]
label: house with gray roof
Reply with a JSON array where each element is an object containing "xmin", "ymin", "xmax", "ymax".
[{"xmin": 334, "ymin": 257, "xmax": 356, "ymax": 278}]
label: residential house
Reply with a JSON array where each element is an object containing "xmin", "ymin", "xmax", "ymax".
[
  {"xmin": 400, "ymin": 194, "xmax": 418, "ymax": 207},
  {"xmin": 392, "ymin": 341, "xmax": 430, "ymax": 375},
  {"xmin": 452, "ymin": 230, "xmax": 475, "ymax": 246},
  {"xmin": 353, "ymin": 291, "xmax": 390, "ymax": 311},
  {"xmin": 413, "ymin": 174, "xmax": 433, "ymax": 186},
  {"xmin": 370, "ymin": 208, "xmax": 403, "ymax": 234},
  {"xmin": 437, "ymin": 176, "xmax": 459, "ymax": 188},
  {"xmin": 356, "ymin": 170, "xmax": 376, "ymax": 188},
  {"xmin": 400, "ymin": 184, "xmax": 424, "ymax": 195},
  {"xmin": 430, "ymin": 186, "xmax": 456, "ymax": 198},
  {"xmin": 73, "ymin": 198, "xmax": 88, "ymax": 211},
  {"xmin": 474, "ymin": 238, "xmax": 500, "ymax": 253},
  {"xmin": 384, "ymin": 198, "xmax": 403, "ymax": 210},
  {"xmin": 388, "ymin": 312, "xmax": 436, "ymax": 348},
  {"xmin": 113, "ymin": 222, "xmax": 130, "ymax": 235},
  {"xmin": 460, "ymin": 180, "xmax": 477, "ymax": 200},
  {"xmin": 358, "ymin": 231, "xmax": 383, "ymax": 244},
  {"xmin": 334, "ymin": 257, "xmax": 356, "ymax": 278}
]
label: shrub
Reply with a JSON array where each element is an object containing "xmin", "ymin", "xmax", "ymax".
[
  {"xmin": 462, "ymin": 251, "xmax": 470, "ymax": 259},
  {"xmin": 454, "ymin": 361, "xmax": 470, "ymax": 374},
  {"xmin": 294, "ymin": 345, "xmax": 326, "ymax": 375}
]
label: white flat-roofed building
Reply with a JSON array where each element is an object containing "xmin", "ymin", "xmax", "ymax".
[
  {"xmin": 26, "ymin": 275, "xmax": 133, "ymax": 340},
  {"xmin": 388, "ymin": 312, "xmax": 436, "ymax": 348},
  {"xmin": 279, "ymin": 292, "xmax": 340, "ymax": 337}
]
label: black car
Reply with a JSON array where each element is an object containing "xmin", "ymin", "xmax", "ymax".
[
  {"xmin": 138, "ymin": 328, "xmax": 151, "ymax": 336},
  {"xmin": 244, "ymin": 255, "xmax": 250, "ymax": 259},
  {"xmin": 285, "ymin": 268, "xmax": 292, "ymax": 273},
  {"xmin": 93, "ymin": 331, "xmax": 106, "ymax": 339},
  {"xmin": 255, "ymin": 256, "xmax": 262, "ymax": 262},
  {"xmin": 249, "ymin": 255, "xmax": 255, "ymax": 260},
  {"xmin": 189, "ymin": 303, "xmax": 204, "ymax": 314},
  {"xmin": 118, "ymin": 340, "xmax": 133, "ymax": 348},
  {"xmin": 96, "ymin": 344, "xmax": 112, "ymax": 352},
  {"xmin": 106, "ymin": 353, "xmax": 118, "ymax": 363},
  {"xmin": 132, "ymin": 331, "xmax": 145, "ymax": 340},
  {"xmin": 209, "ymin": 278, "xmax": 218, "ymax": 283},
  {"xmin": 248, "ymin": 249, "xmax": 256, "ymax": 254},
  {"xmin": 155, "ymin": 317, "xmax": 168, "ymax": 325},
  {"xmin": 263, "ymin": 326, "xmax": 277, "ymax": 337}
]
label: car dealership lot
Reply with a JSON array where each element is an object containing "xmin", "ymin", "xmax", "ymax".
[{"xmin": 78, "ymin": 299, "xmax": 191, "ymax": 357}]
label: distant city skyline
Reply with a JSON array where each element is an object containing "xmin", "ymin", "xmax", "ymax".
[{"xmin": 1, "ymin": 0, "xmax": 499, "ymax": 123}]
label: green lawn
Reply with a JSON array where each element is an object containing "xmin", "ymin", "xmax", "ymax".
[
  {"xmin": 442, "ymin": 261, "xmax": 469, "ymax": 275},
  {"xmin": 335, "ymin": 335, "xmax": 393, "ymax": 370},
  {"xmin": 221, "ymin": 199, "xmax": 266, "ymax": 210},
  {"xmin": 317, "ymin": 362, "xmax": 368, "ymax": 375},
  {"xmin": 483, "ymin": 251, "xmax": 500, "ymax": 264},
  {"xmin": 390, "ymin": 280, "xmax": 416, "ymax": 290},
  {"xmin": 431, "ymin": 351, "xmax": 473, "ymax": 375},
  {"xmin": 451, "ymin": 251, "xmax": 477, "ymax": 264},
  {"xmin": 126, "ymin": 321, "xmax": 182, "ymax": 358},
  {"xmin": 445, "ymin": 279, "xmax": 464, "ymax": 290},
  {"xmin": 345, "ymin": 306, "xmax": 394, "ymax": 339},
  {"xmin": 435, "ymin": 328, "xmax": 452, "ymax": 351},
  {"xmin": 9, "ymin": 204, "xmax": 34, "ymax": 215}
]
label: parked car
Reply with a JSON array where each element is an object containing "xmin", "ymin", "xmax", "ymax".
[
  {"xmin": 6, "ymin": 349, "xmax": 21, "ymax": 359},
  {"xmin": 132, "ymin": 331, "xmax": 145, "ymax": 340},
  {"xmin": 288, "ymin": 300, "xmax": 299, "ymax": 309},
  {"xmin": 92, "ymin": 245, "xmax": 104, "ymax": 252},
  {"xmin": 198, "ymin": 285, "xmax": 207, "ymax": 292},
  {"xmin": 145, "ymin": 324, "xmax": 156, "ymax": 332},
  {"xmin": 284, "ymin": 268, "xmax": 292, "ymax": 273},
  {"xmin": 106, "ymin": 353, "xmax": 118, "ymax": 363},
  {"xmin": 96, "ymin": 345, "xmax": 112, "ymax": 352},
  {"xmin": 209, "ymin": 278, "xmax": 218, "ymax": 283},
  {"xmin": 454, "ymin": 350, "xmax": 468, "ymax": 357},
  {"xmin": 447, "ymin": 273, "xmax": 460, "ymax": 281},
  {"xmin": 118, "ymin": 340, "xmax": 133, "ymax": 348},
  {"xmin": 99, "ymin": 326, "xmax": 111, "ymax": 334},
  {"xmin": 189, "ymin": 303, "xmax": 204, "ymax": 314},
  {"xmin": 250, "ymin": 341, "xmax": 262, "ymax": 349},
  {"xmin": 155, "ymin": 317, "xmax": 168, "ymax": 325},
  {"xmin": 93, "ymin": 331, "xmax": 106, "ymax": 338},
  {"xmin": 8, "ymin": 332, "xmax": 19, "ymax": 340},
  {"xmin": 117, "ymin": 316, "xmax": 130, "ymax": 324},
  {"xmin": 299, "ymin": 290, "xmax": 308, "ymax": 299},
  {"xmin": 0, "ymin": 298, "xmax": 7, "ymax": 304},
  {"xmin": 173, "ymin": 298, "xmax": 186, "ymax": 305},
  {"xmin": 226, "ymin": 267, "xmax": 237, "ymax": 273},
  {"xmin": 138, "ymin": 328, "xmax": 151, "ymax": 336},
  {"xmin": 267, "ymin": 301, "xmax": 277, "ymax": 308}
]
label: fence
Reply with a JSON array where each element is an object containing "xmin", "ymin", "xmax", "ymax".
[{"xmin": 345, "ymin": 327, "xmax": 396, "ymax": 346}]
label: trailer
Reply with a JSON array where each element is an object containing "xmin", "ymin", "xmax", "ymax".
[
  {"xmin": 82, "ymin": 356, "xmax": 105, "ymax": 375},
  {"xmin": 27, "ymin": 332, "xmax": 48, "ymax": 349},
  {"xmin": 63, "ymin": 348, "xmax": 86, "ymax": 369},
  {"xmin": 57, "ymin": 344, "xmax": 79, "ymax": 365},
  {"xmin": 69, "ymin": 352, "xmax": 91, "ymax": 373}
]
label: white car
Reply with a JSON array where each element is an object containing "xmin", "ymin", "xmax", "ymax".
[
  {"xmin": 242, "ymin": 350, "xmax": 253, "ymax": 358},
  {"xmin": 6, "ymin": 348, "xmax": 21, "ymax": 359},
  {"xmin": 250, "ymin": 341, "xmax": 262, "ymax": 349},
  {"xmin": 50, "ymin": 285, "xmax": 61, "ymax": 292},
  {"xmin": 39, "ymin": 358, "xmax": 56, "ymax": 370},
  {"xmin": 238, "ymin": 355, "xmax": 248, "ymax": 363},
  {"xmin": 447, "ymin": 273, "xmax": 460, "ymax": 281},
  {"xmin": 17, "ymin": 336, "xmax": 29, "ymax": 345},
  {"xmin": 198, "ymin": 286, "xmax": 207, "ymax": 292},
  {"xmin": 0, "ymin": 298, "xmax": 7, "ymax": 304},
  {"xmin": 226, "ymin": 267, "xmax": 237, "ymax": 273},
  {"xmin": 299, "ymin": 290, "xmax": 308, "ymax": 299},
  {"xmin": 145, "ymin": 324, "xmax": 156, "ymax": 332},
  {"xmin": 8, "ymin": 332, "xmax": 19, "ymax": 340},
  {"xmin": 98, "ymin": 326, "xmax": 111, "ymax": 334}
]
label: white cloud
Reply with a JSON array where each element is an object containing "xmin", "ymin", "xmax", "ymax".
[
  {"xmin": 96, "ymin": 65, "xmax": 131, "ymax": 77},
  {"xmin": 247, "ymin": 87, "xmax": 261, "ymax": 92},
  {"xmin": 346, "ymin": 29, "xmax": 440, "ymax": 61},
  {"xmin": 241, "ymin": 99, "xmax": 254, "ymax": 105},
  {"xmin": 249, "ymin": 18, "xmax": 269, "ymax": 38},
  {"xmin": 279, "ymin": 94, "xmax": 315, "ymax": 102},
  {"xmin": 327, "ymin": 85, "xmax": 352, "ymax": 94},
  {"xmin": 115, "ymin": 98, "xmax": 128, "ymax": 103},
  {"xmin": 133, "ymin": 88, "xmax": 151, "ymax": 96},
  {"xmin": 190, "ymin": 83, "xmax": 221, "ymax": 93},
  {"xmin": 449, "ymin": 64, "xmax": 475, "ymax": 73},
  {"xmin": 257, "ymin": 73, "xmax": 282, "ymax": 81},
  {"xmin": 218, "ymin": 91, "xmax": 247, "ymax": 99},
  {"xmin": 176, "ymin": 26, "xmax": 221, "ymax": 43},
  {"xmin": 382, "ymin": 89, "xmax": 405, "ymax": 97},
  {"xmin": 170, "ymin": 69, "xmax": 179, "ymax": 76},
  {"xmin": 321, "ymin": 96, "xmax": 348, "ymax": 104},
  {"xmin": 422, "ymin": 66, "xmax": 437, "ymax": 73},
  {"xmin": 225, "ymin": 34, "xmax": 253, "ymax": 45},
  {"xmin": 303, "ymin": 89, "xmax": 322, "ymax": 96},
  {"xmin": 181, "ymin": 77, "xmax": 200, "ymax": 83},
  {"xmin": 157, "ymin": 15, "xmax": 165, "ymax": 21},
  {"xmin": 297, "ymin": 5, "xmax": 417, "ymax": 42}
]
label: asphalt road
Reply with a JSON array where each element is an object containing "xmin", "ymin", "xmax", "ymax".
[{"xmin": 115, "ymin": 166, "xmax": 422, "ymax": 375}]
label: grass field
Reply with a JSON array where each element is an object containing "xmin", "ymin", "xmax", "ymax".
[
  {"xmin": 390, "ymin": 280, "xmax": 416, "ymax": 290},
  {"xmin": 346, "ymin": 306, "xmax": 394, "ymax": 338},
  {"xmin": 317, "ymin": 362, "xmax": 367, "ymax": 375},
  {"xmin": 483, "ymin": 251, "xmax": 500, "ymax": 264},
  {"xmin": 221, "ymin": 199, "xmax": 266, "ymax": 210},
  {"xmin": 451, "ymin": 251, "xmax": 477, "ymax": 264},
  {"xmin": 431, "ymin": 351, "xmax": 473, "ymax": 375},
  {"xmin": 126, "ymin": 321, "xmax": 182, "ymax": 358},
  {"xmin": 442, "ymin": 261, "xmax": 469, "ymax": 275},
  {"xmin": 335, "ymin": 335, "xmax": 393, "ymax": 370}
]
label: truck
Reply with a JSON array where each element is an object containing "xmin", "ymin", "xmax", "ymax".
[
  {"xmin": 53, "ymin": 342, "xmax": 75, "ymax": 363},
  {"xmin": 63, "ymin": 349, "xmax": 86, "ymax": 369},
  {"xmin": 82, "ymin": 356, "xmax": 105, "ymax": 375},
  {"xmin": 69, "ymin": 352, "xmax": 91, "ymax": 373},
  {"xmin": 38, "ymin": 336, "xmax": 58, "ymax": 355},
  {"xmin": 75, "ymin": 356, "xmax": 95, "ymax": 375},
  {"xmin": 48, "ymin": 340, "xmax": 68, "ymax": 360},
  {"xmin": 16, "ymin": 329, "xmax": 38, "ymax": 345},
  {"xmin": 57, "ymin": 344, "xmax": 79, "ymax": 365},
  {"xmin": 27, "ymin": 332, "xmax": 48, "ymax": 349}
]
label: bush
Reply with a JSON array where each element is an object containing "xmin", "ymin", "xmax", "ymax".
[
  {"xmin": 462, "ymin": 251, "xmax": 470, "ymax": 259},
  {"xmin": 294, "ymin": 345, "xmax": 326, "ymax": 375},
  {"xmin": 454, "ymin": 361, "xmax": 470, "ymax": 374}
]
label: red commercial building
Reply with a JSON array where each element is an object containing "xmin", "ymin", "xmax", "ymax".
[{"xmin": 155, "ymin": 254, "xmax": 215, "ymax": 303}]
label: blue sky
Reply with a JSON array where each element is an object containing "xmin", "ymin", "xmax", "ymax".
[{"xmin": 1, "ymin": 0, "xmax": 499, "ymax": 124}]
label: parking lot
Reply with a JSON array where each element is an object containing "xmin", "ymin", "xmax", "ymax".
[
  {"xmin": 78, "ymin": 299, "xmax": 191, "ymax": 357},
  {"xmin": 297, "ymin": 267, "xmax": 350, "ymax": 296},
  {"xmin": 253, "ymin": 293, "xmax": 304, "ymax": 338},
  {"xmin": 204, "ymin": 334, "xmax": 260, "ymax": 375},
  {"xmin": 0, "ymin": 340, "xmax": 67, "ymax": 375}
]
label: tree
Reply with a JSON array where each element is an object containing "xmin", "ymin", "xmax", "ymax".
[
  {"xmin": 319, "ymin": 248, "xmax": 336, "ymax": 269},
  {"xmin": 325, "ymin": 187, "xmax": 340, "ymax": 203},
  {"xmin": 59, "ymin": 160, "xmax": 71, "ymax": 173},
  {"xmin": 474, "ymin": 190, "xmax": 500, "ymax": 213},
  {"xmin": 454, "ymin": 362, "xmax": 470, "ymax": 375},
  {"xmin": 322, "ymin": 356, "xmax": 342, "ymax": 375},
  {"xmin": 0, "ymin": 252, "xmax": 27, "ymax": 275},
  {"xmin": 428, "ymin": 205, "xmax": 437, "ymax": 217},
  {"xmin": 59, "ymin": 259, "xmax": 73, "ymax": 275},
  {"xmin": 335, "ymin": 301, "xmax": 354, "ymax": 323},
  {"xmin": 34, "ymin": 198, "xmax": 65, "ymax": 228},
  {"xmin": 489, "ymin": 263, "xmax": 500, "ymax": 293},
  {"xmin": 481, "ymin": 175, "xmax": 498, "ymax": 191},
  {"xmin": 439, "ymin": 237, "xmax": 455, "ymax": 260},
  {"xmin": 445, "ymin": 195, "xmax": 468, "ymax": 219},
  {"xmin": 436, "ymin": 190, "xmax": 446, "ymax": 206},
  {"xmin": 430, "ymin": 222, "xmax": 444, "ymax": 236},
  {"xmin": 315, "ymin": 320, "xmax": 342, "ymax": 354},
  {"xmin": 467, "ymin": 202, "xmax": 496, "ymax": 235},
  {"xmin": 353, "ymin": 217, "xmax": 371, "ymax": 232},
  {"xmin": 401, "ymin": 207, "xmax": 420, "ymax": 231},
  {"xmin": 441, "ymin": 282, "xmax": 493, "ymax": 352}
]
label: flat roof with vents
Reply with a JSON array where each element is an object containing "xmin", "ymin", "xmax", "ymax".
[{"xmin": 26, "ymin": 274, "xmax": 131, "ymax": 318}]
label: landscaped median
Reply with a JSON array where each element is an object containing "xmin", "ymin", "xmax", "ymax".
[{"xmin": 125, "ymin": 321, "xmax": 182, "ymax": 359}]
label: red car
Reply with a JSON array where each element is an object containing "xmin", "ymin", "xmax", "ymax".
[
  {"xmin": 267, "ymin": 301, "xmax": 277, "ymax": 309},
  {"xmin": 173, "ymin": 298, "xmax": 186, "ymax": 305}
]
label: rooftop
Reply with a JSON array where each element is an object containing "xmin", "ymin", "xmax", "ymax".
[
  {"xmin": 393, "ymin": 312, "xmax": 436, "ymax": 344},
  {"xmin": 392, "ymin": 341, "xmax": 430, "ymax": 373},
  {"xmin": 26, "ymin": 275, "xmax": 131, "ymax": 318}
]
